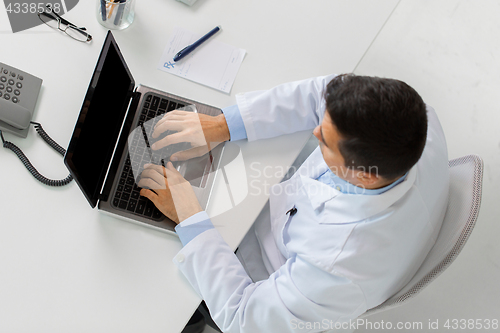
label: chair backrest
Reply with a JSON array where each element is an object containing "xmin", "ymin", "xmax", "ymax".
[{"xmin": 361, "ymin": 155, "xmax": 484, "ymax": 317}]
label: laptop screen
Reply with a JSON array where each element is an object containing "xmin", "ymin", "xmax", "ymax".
[{"xmin": 65, "ymin": 31, "xmax": 135, "ymax": 208}]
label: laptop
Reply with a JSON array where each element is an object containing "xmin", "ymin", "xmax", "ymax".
[{"xmin": 64, "ymin": 31, "xmax": 224, "ymax": 234}]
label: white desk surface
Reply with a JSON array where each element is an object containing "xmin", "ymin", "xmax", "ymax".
[{"xmin": 0, "ymin": 1, "xmax": 398, "ymax": 332}]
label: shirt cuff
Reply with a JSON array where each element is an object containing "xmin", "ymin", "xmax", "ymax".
[
  {"xmin": 221, "ymin": 104, "xmax": 247, "ymax": 141},
  {"xmin": 175, "ymin": 211, "xmax": 214, "ymax": 246}
]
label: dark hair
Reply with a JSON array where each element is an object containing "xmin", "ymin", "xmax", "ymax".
[{"xmin": 324, "ymin": 74, "xmax": 428, "ymax": 180}]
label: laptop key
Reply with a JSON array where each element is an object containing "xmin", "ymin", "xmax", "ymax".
[
  {"xmin": 127, "ymin": 199, "xmax": 137, "ymax": 212},
  {"xmin": 159, "ymin": 98, "xmax": 168, "ymax": 110},
  {"xmin": 113, "ymin": 198, "xmax": 119, "ymax": 207},
  {"xmin": 151, "ymin": 96, "xmax": 160, "ymax": 111},
  {"xmin": 167, "ymin": 101, "xmax": 177, "ymax": 112},
  {"xmin": 144, "ymin": 201, "xmax": 154, "ymax": 217},
  {"xmin": 118, "ymin": 200, "xmax": 128, "ymax": 209},
  {"xmin": 135, "ymin": 200, "xmax": 146, "ymax": 214},
  {"xmin": 152, "ymin": 208, "xmax": 163, "ymax": 219}
]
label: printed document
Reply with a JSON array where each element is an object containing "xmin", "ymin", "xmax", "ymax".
[{"xmin": 158, "ymin": 27, "xmax": 246, "ymax": 93}]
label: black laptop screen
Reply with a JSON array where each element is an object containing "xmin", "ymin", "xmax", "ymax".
[{"xmin": 65, "ymin": 32, "xmax": 134, "ymax": 208}]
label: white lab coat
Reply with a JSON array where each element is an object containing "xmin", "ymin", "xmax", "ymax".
[{"xmin": 173, "ymin": 75, "xmax": 449, "ymax": 332}]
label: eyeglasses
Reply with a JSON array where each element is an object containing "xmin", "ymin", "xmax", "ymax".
[{"xmin": 38, "ymin": 5, "xmax": 92, "ymax": 43}]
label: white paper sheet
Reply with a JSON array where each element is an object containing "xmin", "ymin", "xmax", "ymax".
[{"xmin": 158, "ymin": 27, "xmax": 246, "ymax": 94}]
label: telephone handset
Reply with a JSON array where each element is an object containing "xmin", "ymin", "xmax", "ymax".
[
  {"xmin": 0, "ymin": 62, "xmax": 42, "ymax": 138},
  {"xmin": 0, "ymin": 62, "xmax": 73, "ymax": 186},
  {"xmin": 0, "ymin": 100, "xmax": 32, "ymax": 130}
]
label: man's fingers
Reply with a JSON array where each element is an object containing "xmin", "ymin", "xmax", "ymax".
[
  {"xmin": 166, "ymin": 161, "xmax": 177, "ymax": 171},
  {"xmin": 142, "ymin": 163, "xmax": 167, "ymax": 177},
  {"xmin": 140, "ymin": 168, "xmax": 166, "ymax": 185},
  {"xmin": 152, "ymin": 120, "xmax": 183, "ymax": 139},
  {"xmin": 141, "ymin": 162, "xmax": 186, "ymax": 187},
  {"xmin": 138, "ymin": 177, "xmax": 165, "ymax": 190},
  {"xmin": 140, "ymin": 188, "xmax": 157, "ymax": 202},
  {"xmin": 155, "ymin": 110, "xmax": 189, "ymax": 128},
  {"xmin": 163, "ymin": 161, "xmax": 183, "ymax": 178},
  {"xmin": 151, "ymin": 132, "xmax": 189, "ymax": 150},
  {"xmin": 151, "ymin": 133, "xmax": 181, "ymax": 150},
  {"xmin": 153, "ymin": 111, "xmax": 193, "ymax": 138}
]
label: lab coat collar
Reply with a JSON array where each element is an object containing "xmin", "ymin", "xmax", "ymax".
[{"xmin": 297, "ymin": 148, "xmax": 417, "ymax": 223}]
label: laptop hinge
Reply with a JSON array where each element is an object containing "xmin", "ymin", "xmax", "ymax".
[{"xmin": 129, "ymin": 90, "xmax": 140, "ymax": 100}]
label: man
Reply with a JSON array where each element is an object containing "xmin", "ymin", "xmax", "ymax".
[{"xmin": 138, "ymin": 74, "xmax": 450, "ymax": 332}]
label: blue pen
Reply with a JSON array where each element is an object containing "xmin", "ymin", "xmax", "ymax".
[{"xmin": 173, "ymin": 26, "xmax": 222, "ymax": 62}]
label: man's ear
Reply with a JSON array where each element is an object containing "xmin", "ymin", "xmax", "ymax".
[{"xmin": 356, "ymin": 171, "xmax": 380, "ymax": 187}]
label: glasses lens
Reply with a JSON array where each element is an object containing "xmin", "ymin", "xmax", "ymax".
[
  {"xmin": 65, "ymin": 26, "xmax": 92, "ymax": 42},
  {"xmin": 38, "ymin": 12, "xmax": 59, "ymax": 29}
]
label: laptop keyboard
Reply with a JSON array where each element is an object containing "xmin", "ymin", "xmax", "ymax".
[{"xmin": 112, "ymin": 93, "xmax": 187, "ymax": 221}]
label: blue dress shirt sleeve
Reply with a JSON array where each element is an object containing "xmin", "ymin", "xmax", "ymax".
[
  {"xmin": 222, "ymin": 104, "xmax": 247, "ymax": 141},
  {"xmin": 175, "ymin": 211, "xmax": 214, "ymax": 246}
]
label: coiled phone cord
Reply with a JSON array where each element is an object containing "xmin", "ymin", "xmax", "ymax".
[{"xmin": 0, "ymin": 121, "xmax": 73, "ymax": 187}]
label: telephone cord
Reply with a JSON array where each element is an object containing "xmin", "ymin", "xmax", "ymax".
[{"xmin": 0, "ymin": 122, "xmax": 73, "ymax": 187}]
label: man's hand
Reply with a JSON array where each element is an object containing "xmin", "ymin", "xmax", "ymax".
[
  {"xmin": 138, "ymin": 162, "xmax": 203, "ymax": 224},
  {"xmin": 151, "ymin": 111, "xmax": 230, "ymax": 161}
]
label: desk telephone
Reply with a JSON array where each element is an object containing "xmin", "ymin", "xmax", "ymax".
[{"xmin": 0, "ymin": 62, "xmax": 72, "ymax": 186}]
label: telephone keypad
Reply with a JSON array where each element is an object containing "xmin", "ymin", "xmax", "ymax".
[
  {"xmin": 0, "ymin": 68, "xmax": 27, "ymax": 104},
  {"xmin": 0, "ymin": 62, "xmax": 43, "ymax": 138}
]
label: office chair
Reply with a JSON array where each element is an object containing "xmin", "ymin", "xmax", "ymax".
[{"xmin": 360, "ymin": 154, "xmax": 484, "ymax": 318}]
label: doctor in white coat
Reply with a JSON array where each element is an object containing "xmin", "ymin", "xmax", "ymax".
[{"xmin": 139, "ymin": 74, "xmax": 450, "ymax": 333}]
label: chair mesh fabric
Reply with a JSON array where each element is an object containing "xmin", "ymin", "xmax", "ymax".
[{"xmin": 360, "ymin": 155, "xmax": 483, "ymax": 317}]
